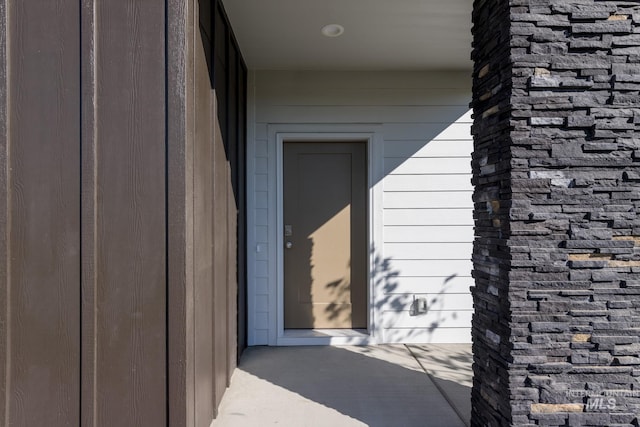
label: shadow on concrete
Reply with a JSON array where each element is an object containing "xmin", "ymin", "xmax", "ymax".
[
  {"xmin": 408, "ymin": 344, "xmax": 473, "ymax": 426},
  {"xmin": 220, "ymin": 345, "xmax": 470, "ymax": 427}
]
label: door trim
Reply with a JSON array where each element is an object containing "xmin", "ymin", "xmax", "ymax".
[{"xmin": 271, "ymin": 125, "xmax": 383, "ymax": 345}]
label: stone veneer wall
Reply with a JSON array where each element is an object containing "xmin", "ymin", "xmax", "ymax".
[
  {"xmin": 471, "ymin": 0, "xmax": 515, "ymax": 424},
  {"xmin": 471, "ymin": 1, "xmax": 640, "ymax": 426}
]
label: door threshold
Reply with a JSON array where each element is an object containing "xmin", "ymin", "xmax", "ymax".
[{"xmin": 277, "ymin": 329, "xmax": 374, "ymax": 346}]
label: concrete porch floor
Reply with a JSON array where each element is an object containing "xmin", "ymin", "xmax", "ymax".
[{"xmin": 212, "ymin": 344, "xmax": 472, "ymax": 427}]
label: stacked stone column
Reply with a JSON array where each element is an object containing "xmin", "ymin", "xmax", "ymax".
[{"xmin": 471, "ymin": 1, "xmax": 640, "ymax": 425}]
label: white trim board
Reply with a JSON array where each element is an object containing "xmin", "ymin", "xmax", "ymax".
[{"xmin": 270, "ymin": 125, "xmax": 384, "ymax": 346}]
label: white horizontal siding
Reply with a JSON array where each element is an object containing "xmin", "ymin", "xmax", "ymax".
[
  {"xmin": 387, "ymin": 122, "xmax": 472, "ymax": 142},
  {"xmin": 385, "ymin": 157, "xmax": 471, "ymax": 175},
  {"xmin": 379, "ymin": 72, "xmax": 473, "ymax": 339},
  {"xmin": 383, "ymin": 328, "xmax": 471, "ymax": 344},
  {"xmin": 384, "ymin": 209, "xmax": 473, "ymax": 226},
  {"xmin": 384, "ymin": 226, "xmax": 473, "ymax": 243},
  {"xmin": 384, "ymin": 242, "xmax": 473, "ymax": 259},
  {"xmin": 384, "ymin": 192, "xmax": 472, "ymax": 209},
  {"xmin": 378, "ymin": 293, "xmax": 473, "ymax": 313},
  {"xmin": 386, "ymin": 276, "xmax": 473, "ymax": 295},
  {"xmin": 387, "ymin": 260, "xmax": 472, "ymax": 278},
  {"xmin": 383, "ymin": 175, "xmax": 471, "ymax": 192},
  {"xmin": 248, "ymin": 70, "xmax": 473, "ymax": 345},
  {"xmin": 385, "ymin": 139, "xmax": 472, "ymax": 158},
  {"xmin": 383, "ymin": 310, "xmax": 473, "ymax": 328},
  {"xmin": 254, "ymin": 70, "xmax": 472, "ymax": 91},
  {"xmin": 256, "ymin": 88, "xmax": 471, "ymax": 107},
  {"xmin": 257, "ymin": 105, "xmax": 471, "ymax": 124}
]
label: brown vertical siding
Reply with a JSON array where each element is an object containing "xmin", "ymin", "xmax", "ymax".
[
  {"xmin": 227, "ymin": 182, "xmax": 238, "ymax": 383},
  {"xmin": 171, "ymin": 0, "xmax": 245, "ymax": 424},
  {"xmin": 193, "ymin": 4, "xmax": 215, "ymax": 423},
  {"xmin": 0, "ymin": 0, "xmax": 7, "ymax": 422},
  {"xmin": 212, "ymin": 104, "xmax": 230, "ymax": 413},
  {"xmin": 2, "ymin": 0, "xmax": 169, "ymax": 425},
  {"xmin": 93, "ymin": 2, "xmax": 167, "ymax": 425},
  {"xmin": 167, "ymin": 0, "xmax": 192, "ymax": 424},
  {"xmin": 2, "ymin": 0, "xmax": 81, "ymax": 425},
  {"xmin": 80, "ymin": 0, "xmax": 98, "ymax": 424},
  {"xmin": 0, "ymin": 0, "xmax": 244, "ymax": 425},
  {"xmin": 210, "ymin": 0, "xmax": 244, "ymax": 416}
]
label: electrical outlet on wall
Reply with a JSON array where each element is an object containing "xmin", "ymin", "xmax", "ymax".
[{"xmin": 410, "ymin": 295, "xmax": 428, "ymax": 316}]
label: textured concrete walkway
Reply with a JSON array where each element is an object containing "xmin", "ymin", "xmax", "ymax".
[{"xmin": 212, "ymin": 344, "xmax": 472, "ymax": 427}]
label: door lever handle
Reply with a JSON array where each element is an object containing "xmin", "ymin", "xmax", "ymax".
[{"xmin": 285, "ymin": 241, "xmax": 293, "ymax": 249}]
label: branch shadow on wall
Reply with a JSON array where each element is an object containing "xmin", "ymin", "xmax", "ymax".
[
  {"xmin": 303, "ymin": 244, "xmax": 466, "ymax": 346},
  {"xmin": 275, "ymin": 106, "xmax": 472, "ymax": 339},
  {"xmin": 371, "ymin": 247, "xmax": 464, "ymax": 343}
]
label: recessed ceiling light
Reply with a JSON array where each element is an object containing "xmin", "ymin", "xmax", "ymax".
[{"xmin": 321, "ymin": 24, "xmax": 344, "ymax": 38}]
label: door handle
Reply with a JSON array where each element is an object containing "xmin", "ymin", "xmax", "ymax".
[{"xmin": 285, "ymin": 241, "xmax": 293, "ymax": 249}]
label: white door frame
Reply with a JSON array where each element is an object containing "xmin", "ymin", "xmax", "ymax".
[{"xmin": 269, "ymin": 124, "xmax": 384, "ymax": 345}]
